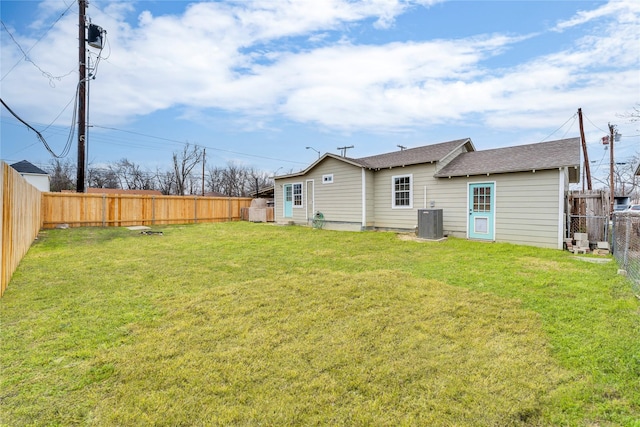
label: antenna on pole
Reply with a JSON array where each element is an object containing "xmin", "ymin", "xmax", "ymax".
[
  {"xmin": 397, "ymin": 145, "xmax": 406, "ymax": 151},
  {"xmin": 337, "ymin": 145, "xmax": 354, "ymax": 157}
]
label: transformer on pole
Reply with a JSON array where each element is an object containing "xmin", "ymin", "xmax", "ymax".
[{"xmin": 76, "ymin": 1, "xmax": 105, "ymax": 193}]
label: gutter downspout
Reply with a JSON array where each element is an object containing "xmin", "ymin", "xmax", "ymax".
[{"xmin": 558, "ymin": 168, "xmax": 566, "ymax": 250}]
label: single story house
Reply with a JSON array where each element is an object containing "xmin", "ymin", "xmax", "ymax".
[
  {"xmin": 273, "ymin": 137, "xmax": 580, "ymax": 249},
  {"xmin": 10, "ymin": 160, "xmax": 50, "ymax": 192}
]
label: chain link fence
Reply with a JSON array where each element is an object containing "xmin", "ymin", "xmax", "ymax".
[{"xmin": 612, "ymin": 213, "xmax": 640, "ymax": 297}]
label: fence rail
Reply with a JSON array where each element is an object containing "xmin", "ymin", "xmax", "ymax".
[
  {"xmin": 1, "ymin": 162, "xmax": 42, "ymax": 297},
  {"xmin": 41, "ymin": 192, "xmax": 253, "ymax": 228},
  {"xmin": 612, "ymin": 213, "xmax": 640, "ymax": 297}
]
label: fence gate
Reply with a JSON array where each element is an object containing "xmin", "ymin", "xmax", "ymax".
[{"xmin": 567, "ymin": 190, "xmax": 609, "ymax": 243}]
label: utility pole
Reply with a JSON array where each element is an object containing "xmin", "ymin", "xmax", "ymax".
[
  {"xmin": 202, "ymin": 148, "xmax": 206, "ymax": 196},
  {"xmin": 577, "ymin": 108, "xmax": 592, "ymax": 191},
  {"xmin": 609, "ymin": 123, "xmax": 616, "ymax": 215},
  {"xmin": 76, "ymin": 0, "xmax": 87, "ymax": 193},
  {"xmin": 337, "ymin": 145, "xmax": 354, "ymax": 157}
]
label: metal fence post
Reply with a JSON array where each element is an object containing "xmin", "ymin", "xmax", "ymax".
[{"xmin": 623, "ymin": 216, "xmax": 630, "ymax": 271}]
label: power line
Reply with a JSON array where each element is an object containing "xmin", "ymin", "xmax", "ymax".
[
  {"xmin": 582, "ymin": 112, "xmax": 609, "ymax": 134},
  {"xmin": 91, "ymin": 125, "xmax": 308, "ymax": 165},
  {"xmin": 540, "ymin": 113, "xmax": 577, "ymax": 142},
  {"xmin": 1, "ymin": 1, "xmax": 76, "ymax": 83},
  {"xmin": 0, "ymin": 97, "xmax": 72, "ymax": 158},
  {"xmin": 41, "ymin": 90, "xmax": 78, "ymax": 133}
]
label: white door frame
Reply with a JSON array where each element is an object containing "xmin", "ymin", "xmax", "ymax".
[{"xmin": 306, "ymin": 179, "xmax": 315, "ymax": 224}]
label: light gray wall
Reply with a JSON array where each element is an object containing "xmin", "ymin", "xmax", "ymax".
[
  {"xmin": 428, "ymin": 169, "xmax": 563, "ymax": 248},
  {"xmin": 274, "ymin": 157, "xmax": 364, "ymax": 228},
  {"xmin": 372, "ymin": 163, "xmax": 439, "ymax": 230},
  {"xmin": 364, "ymin": 169, "xmax": 375, "ymax": 228},
  {"xmin": 276, "ymin": 158, "xmax": 566, "ymax": 248}
]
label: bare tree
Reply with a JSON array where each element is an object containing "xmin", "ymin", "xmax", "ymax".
[
  {"xmin": 111, "ymin": 159, "xmax": 155, "ymax": 190},
  {"xmin": 206, "ymin": 165, "xmax": 226, "ymax": 195},
  {"xmin": 204, "ymin": 162, "xmax": 273, "ymax": 197},
  {"xmin": 87, "ymin": 166, "xmax": 119, "ymax": 189},
  {"xmin": 247, "ymin": 167, "xmax": 272, "ymax": 197},
  {"xmin": 155, "ymin": 168, "xmax": 175, "ymax": 195},
  {"xmin": 614, "ymin": 154, "xmax": 639, "ymax": 199},
  {"xmin": 46, "ymin": 159, "xmax": 75, "ymax": 192},
  {"xmin": 172, "ymin": 144, "xmax": 203, "ymax": 195},
  {"xmin": 617, "ymin": 103, "xmax": 640, "ymax": 123},
  {"xmin": 222, "ymin": 161, "xmax": 249, "ymax": 196}
]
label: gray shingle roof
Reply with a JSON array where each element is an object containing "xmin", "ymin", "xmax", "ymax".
[
  {"xmin": 434, "ymin": 137, "xmax": 580, "ymax": 178},
  {"xmin": 10, "ymin": 160, "xmax": 48, "ymax": 175},
  {"xmin": 352, "ymin": 138, "xmax": 473, "ymax": 169}
]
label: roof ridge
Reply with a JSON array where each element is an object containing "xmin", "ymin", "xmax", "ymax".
[{"xmin": 355, "ymin": 138, "xmax": 471, "ymax": 161}]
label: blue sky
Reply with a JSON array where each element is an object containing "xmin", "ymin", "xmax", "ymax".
[{"xmin": 1, "ymin": 0, "xmax": 638, "ymax": 186}]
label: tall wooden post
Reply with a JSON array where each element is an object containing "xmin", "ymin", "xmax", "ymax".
[
  {"xmin": 77, "ymin": 0, "xmax": 87, "ymax": 193},
  {"xmin": 202, "ymin": 148, "xmax": 206, "ymax": 196},
  {"xmin": 609, "ymin": 123, "xmax": 615, "ymax": 214},
  {"xmin": 577, "ymin": 108, "xmax": 591, "ymax": 190}
]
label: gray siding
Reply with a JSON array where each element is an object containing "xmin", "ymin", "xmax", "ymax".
[
  {"xmin": 364, "ymin": 170, "xmax": 375, "ymax": 227},
  {"xmin": 313, "ymin": 159, "xmax": 363, "ymax": 226},
  {"xmin": 273, "ymin": 178, "xmax": 307, "ymax": 224},
  {"xmin": 429, "ymin": 170, "xmax": 563, "ymax": 248},
  {"xmin": 372, "ymin": 164, "xmax": 440, "ymax": 230},
  {"xmin": 275, "ymin": 158, "xmax": 364, "ymax": 228},
  {"xmin": 493, "ymin": 170, "xmax": 562, "ymax": 248},
  {"xmin": 275, "ymin": 156, "xmax": 566, "ymax": 248}
]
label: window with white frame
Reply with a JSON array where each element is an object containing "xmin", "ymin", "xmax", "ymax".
[
  {"xmin": 392, "ymin": 174, "xmax": 412, "ymax": 208},
  {"xmin": 293, "ymin": 183, "xmax": 303, "ymax": 207},
  {"xmin": 322, "ymin": 174, "xmax": 334, "ymax": 184}
]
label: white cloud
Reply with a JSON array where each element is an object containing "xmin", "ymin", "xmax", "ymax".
[
  {"xmin": 1, "ymin": 0, "xmax": 638, "ymax": 141},
  {"xmin": 553, "ymin": 0, "xmax": 639, "ymax": 31}
]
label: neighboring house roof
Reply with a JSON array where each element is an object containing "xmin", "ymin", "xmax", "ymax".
[
  {"xmin": 204, "ymin": 191, "xmax": 227, "ymax": 197},
  {"xmin": 87, "ymin": 188, "xmax": 163, "ymax": 195},
  {"xmin": 353, "ymin": 138, "xmax": 474, "ymax": 169},
  {"xmin": 434, "ymin": 138, "xmax": 580, "ymax": 179},
  {"xmin": 254, "ymin": 185, "xmax": 274, "ymax": 198},
  {"xmin": 10, "ymin": 160, "xmax": 48, "ymax": 175}
]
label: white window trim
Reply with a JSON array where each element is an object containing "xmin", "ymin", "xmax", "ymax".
[
  {"xmin": 293, "ymin": 182, "xmax": 304, "ymax": 208},
  {"xmin": 391, "ymin": 174, "xmax": 413, "ymax": 209},
  {"xmin": 322, "ymin": 174, "xmax": 334, "ymax": 184}
]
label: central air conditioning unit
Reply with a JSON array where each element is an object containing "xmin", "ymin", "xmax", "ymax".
[{"xmin": 417, "ymin": 209, "xmax": 443, "ymax": 239}]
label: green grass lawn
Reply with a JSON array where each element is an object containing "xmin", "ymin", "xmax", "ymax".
[{"xmin": 1, "ymin": 223, "xmax": 639, "ymax": 426}]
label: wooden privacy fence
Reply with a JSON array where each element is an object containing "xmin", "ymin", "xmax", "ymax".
[
  {"xmin": 568, "ymin": 190, "xmax": 609, "ymax": 242},
  {"xmin": 1, "ymin": 162, "xmax": 42, "ymax": 297},
  {"xmin": 42, "ymin": 192, "xmax": 253, "ymax": 228}
]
